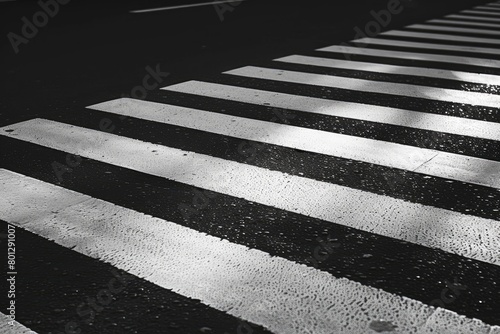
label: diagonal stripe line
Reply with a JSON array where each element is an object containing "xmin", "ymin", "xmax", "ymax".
[
  {"xmin": 276, "ymin": 54, "xmax": 500, "ymax": 87},
  {"xmin": 407, "ymin": 23, "xmax": 500, "ymax": 36},
  {"xmin": 446, "ymin": 13, "xmax": 500, "ymax": 23},
  {"xmin": 130, "ymin": 0, "xmax": 244, "ymax": 13},
  {"xmin": 462, "ymin": 9, "xmax": 500, "ymax": 17},
  {"xmin": 2, "ymin": 169, "xmax": 499, "ymax": 334},
  {"xmin": 317, "ymin": 44, "xmax": 500, "ymax": 68},
  {"xmin": 352, "ymin": 36, "xmax": 500, "ymax": 55},
  {"xmin": 224, "ymin": 66, "xmax": 500, "ymax": 109},
  {"xmin": 88, "ymin": 97, "xmax": 500, "ymax": 163},
  {"xmin": 163, "ymin": 80, "xmax": 500, "ymax": 141},
  {"xmin": 427, "ymin": 18, "xmax": 500, "ymax": 29},
  {"xmin": 475, "ymin": 5, "xmax": 500, "ymax": 11},
  {"xmin": 2, "ymin": 119, "xmax": 500, "ymax": 266},
  {"xmin": 381, "ymin": 29, "xmax": 500, "ymax": 46}
]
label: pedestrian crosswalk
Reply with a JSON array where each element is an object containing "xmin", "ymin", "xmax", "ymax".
[{"xmin": 1, "ymin": 1, "xmax": 500, "ymax": 333}]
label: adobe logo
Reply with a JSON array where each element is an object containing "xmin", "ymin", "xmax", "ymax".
[{"xmin": 7, "ymin": 0, "xmax": 71, "ymax": 54}]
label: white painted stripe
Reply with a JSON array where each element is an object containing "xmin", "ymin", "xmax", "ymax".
[
  {"xmin": 317, "ymin": 44, "xmax": 500, "ymax": 68},
  {"xmin": 0, "ymin": 313, "xmax": 37, "ymax": 334},
  {"xmin": 408, "ymin": 23, "xmax": 500, "ymax": 36},
  {"xmin": 130, "ymin": 0, "xmax": 244, "ymax": 13},
  {"xmin": 2, "ymin": 120, "xmax": 500, "ymax": 267},
  {"xmin": 446, "ymin": 13, "xmax": 500, "ymax": 23},
  {"xmin": 224, "ymin": 66, "xmax": 500, "ymax": 109},
  {"xmin": 428, "ymin": 18, "xmax": 500, "ymax": 29},
  {"xmin": 382, "ymin": 29, "xmax": 500, "ymax": 46},
  {"xmin": 33, "ymin": 110, "xmax": 433, "ymax": 172},
  {"xmin": 462, "ymin": 9, "xmax": 500, "ymax": 16},
  {"xmin": 88, "ymin": 98, "xmax": 500, "ymax": 171},
  {"xmin": 163, "ymin": 80, "xmax": 500, "ymax": 141},
  {"xmin": 276, "ymin": 54, "xmax": 500, "ymax": 86},
  {"xmin": 475, "ymin": 5, "xmax": 500, "ymax": 11},
  {"xmin": 353, "ymin": 37, "xmax": 500, "ymax": 55},
  {"xmin": 1, "ymin": 169, "xmax": 499, "ymax": 334}
]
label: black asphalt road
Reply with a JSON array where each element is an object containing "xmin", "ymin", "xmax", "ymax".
[
  {"xmin": 1, "ymin": 0, "xmax": 499, "ymax": 333},
  {"xmin": 0, "ymin": 0, "xmax": 492, "ymax": 127}
]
